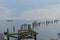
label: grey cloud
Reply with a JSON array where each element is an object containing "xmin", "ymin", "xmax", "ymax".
[{"xmin": 16, "ymin": 5, "xmax": 60, "ymax": 20}]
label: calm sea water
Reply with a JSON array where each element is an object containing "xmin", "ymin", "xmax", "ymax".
[{"xmin": 0, "ymin": 20, "xmax": 60, "ymax": 40}]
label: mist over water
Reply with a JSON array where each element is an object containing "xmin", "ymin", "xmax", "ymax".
[{"xmin": 0, "ymin": 20, "xmax": 60, "ymax": 40}]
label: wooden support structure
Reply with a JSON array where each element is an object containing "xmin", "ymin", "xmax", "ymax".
[
  {"xmin": 4, "ymin": 23, "xmax": 38, "ymax": 40},
  {"xmin": 18, "ymin": 29, "xmax": 38, "ymax": 40},
  {"xmin": 4, "ymin": 29, "xmax": 38, "ymax": 40}
]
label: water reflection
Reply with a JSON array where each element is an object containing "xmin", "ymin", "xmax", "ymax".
[{"xmin": 0, "ymin": 20, "xmax": 60, "ymax": 40}]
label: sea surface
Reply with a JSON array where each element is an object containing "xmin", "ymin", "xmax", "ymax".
[{"xmin": 0, "ymin": 19, "xmax": 60, "ymax": 40}]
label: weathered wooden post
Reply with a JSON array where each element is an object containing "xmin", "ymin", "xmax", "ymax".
[
  {"xmin": 34, "ymin": 34, "xmax": 36, "ymax": 40},
  {"xmin": 7, "ymin": 35, "xmax": 9, "ymax": 40}
]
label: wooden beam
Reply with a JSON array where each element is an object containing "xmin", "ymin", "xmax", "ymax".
[{"xmin": 9, "ymin": 35, "xmax": 18, "ymax": 38}]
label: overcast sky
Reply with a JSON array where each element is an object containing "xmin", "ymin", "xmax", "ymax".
[{"xmin": 0, "ymin": 0, "xmax": 60, "ymax": 20}]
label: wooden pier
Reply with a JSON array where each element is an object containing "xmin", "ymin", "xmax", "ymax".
[{"xmin": 4, "ymin": 24, "xmax": 38, "ymax": 40}]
